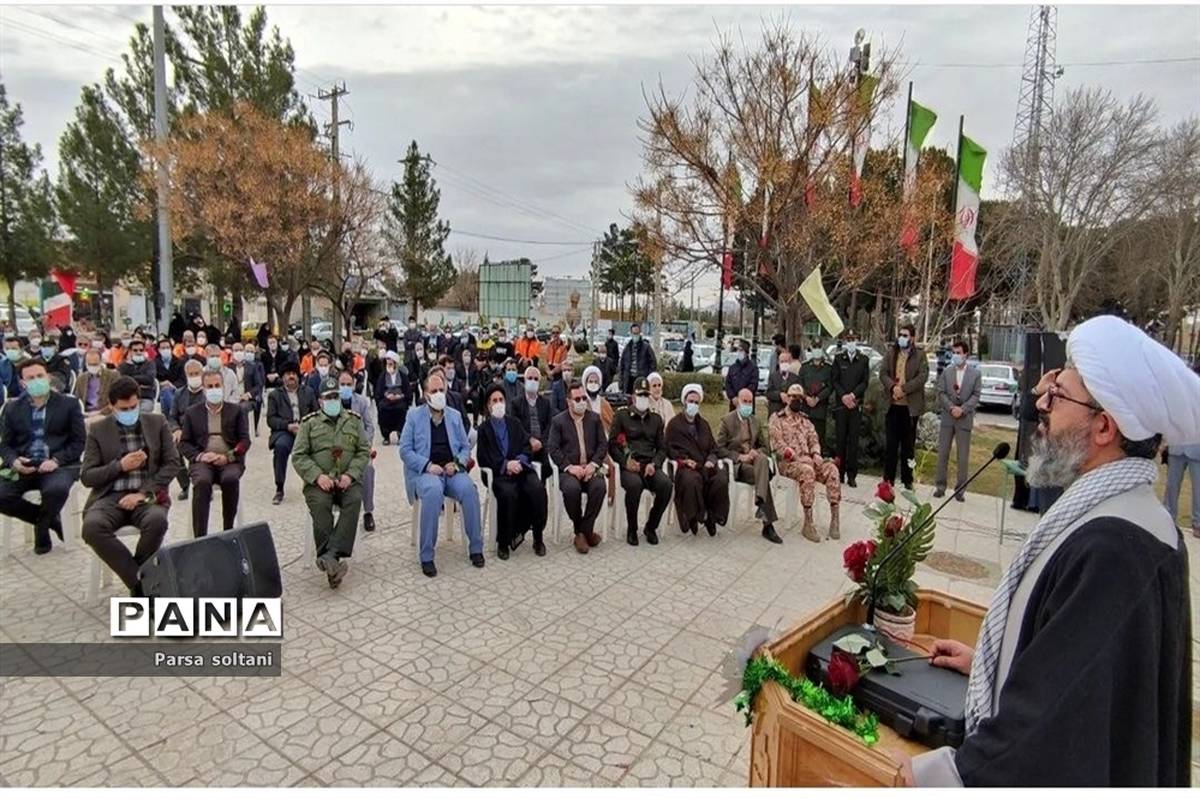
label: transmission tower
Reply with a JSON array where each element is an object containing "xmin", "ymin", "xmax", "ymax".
[{"xmin": 1001, "ymin": 5, "xmax": 1063, "ymax": 326}]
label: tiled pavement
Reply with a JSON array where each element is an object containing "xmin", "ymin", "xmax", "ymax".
[{"xmin": 0, "ymin": 425, "xmax": 1194, "ymax": 787}]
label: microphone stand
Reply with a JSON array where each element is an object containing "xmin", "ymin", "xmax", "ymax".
[{"xmin": 863, "ymin": 445, "xmax": 1010, "ymax": 632}]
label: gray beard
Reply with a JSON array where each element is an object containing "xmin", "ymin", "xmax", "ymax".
[{"xmin": 1026, "ymin": 421, "xmax": 1091, "ymax": 489}]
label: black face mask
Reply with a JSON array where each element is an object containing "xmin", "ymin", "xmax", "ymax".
[{"xmin": 788, "ymin": 399, "xmax": 805, "ymax": 413}]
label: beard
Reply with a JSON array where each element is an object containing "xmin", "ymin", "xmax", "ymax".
[{"xmin": 1026, "ymin": 414, "xmax": 1092, "ymax": 489}]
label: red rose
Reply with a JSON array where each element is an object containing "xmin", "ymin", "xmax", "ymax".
[
  {"xmin": 616, "ymin": 432, "xmax": 627, "ymax": 447},
  {"xmin": 331, "ymin": 447, "xmax": 344, "ymax": 461},
  {"xmin": 465, "ymin": 457, "xmax": 476, "ymax": 472},
  {"xmin": 843, "ymin": 539, "xmax": 877, "ymax": 583},
  {"xmin": 875, "ymin": 481, "xmax": 895, "ymax": 503},
  {"xmin": 154, "ymin": 488, "xmax": 172, "ymax": 508},
  {"xmin": 884, "ymin": 514, "xmax": 904, "ymax": 538},
  {"xmin": 827, "ymin": 650, "xmax": 861, "ymax": 696},
  {"xmin": 783, "ymin": 447, "xmax": 795, "ymax": 462}
]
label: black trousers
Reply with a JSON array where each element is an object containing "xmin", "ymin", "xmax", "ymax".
[
  {"xmin": 82, "ymin": 495, "xmax": 168, "ymax": 590},
  {"xmin": 883, "ymin": 405, "xmax": 917, "ymax": 486},
  {"xmin": 189, "ymin": 461, "xmax": 244, "ymax": 537},
  {"xmin": 833, "ymin": 407, "xmax": 863, "ymax": 479},
  {"xmin": 559, "ymin": 472, "xmax": 605, "ymax": 535},
  {"xmin": 492, "ymin": 470, "xmax": 548, "ymax": 547},
  {"xmin": 272, "ymin": 432, "xmax": 294, "ymax": 491},
  {"xmin": 0, "ymin": 468, "xmax": 78, "ymax": 548},
  {"xmin": 619, "ymin": 467, "xmax": 673, "ymax": 534}
]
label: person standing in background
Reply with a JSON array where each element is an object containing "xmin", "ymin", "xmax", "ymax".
[
  {"xmin": 879, "ymin": 323, "xmax": 928, "ymax": 490},
  {"xmin": 934, "ymin": 340, "xmax": 982, "ymax": 501},
  {"xmin": 830, "ymin": 330, "xmax": 870, "ymax": 488},
  {"xmin": 797, "ymin": 343, "xmax": 833, "ymax": 454}
]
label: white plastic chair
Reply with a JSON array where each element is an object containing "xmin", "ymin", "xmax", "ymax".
[
  {"xmin": 1, "ymin": 486, "xmax": 82, "ymax": 558},
  {"xmin": 85, "ymin": 524, "xmax": 140, "ymax": 602},
  {"xmin": 719, "ymin": 454, "xmax": 777, "ymax": 528}
]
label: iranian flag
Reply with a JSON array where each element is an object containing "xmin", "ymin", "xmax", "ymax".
[
  {"xmin": 848, "ymin": 74, "xmax": 879, "ymax": 209},
  {"xmin": 949, "ymin": 133, "xmax": 987, "ymax": 301},
  {"xmin": 899, "ymin": 98, "xmax": 937, "ymax": 253},
  {"xmin": 41, "ymin": 269, "xmax": 76, "ymax": 328}
]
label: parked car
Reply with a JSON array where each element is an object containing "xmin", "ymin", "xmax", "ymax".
[
  {"xmin": 977, "ymin": 362, "xmax": 1021, "ymax": 415},
  {"xmin": 0, "ymin": 304, "xmax": 39, "ymax": 339}
]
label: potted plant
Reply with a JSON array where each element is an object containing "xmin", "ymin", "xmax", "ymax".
[{"xmin": 842, "ymin": 481, "xmax": 936, "ymax": 642}]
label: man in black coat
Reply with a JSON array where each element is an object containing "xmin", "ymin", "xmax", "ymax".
[
  {"xmin": 765, "ymin": 348, "xmax": 800, "ymax": 417},
  {"xmin": 511, "ymin": 364, "xmax": 554, "ymax": 476},
  {"xmin": 618, "ymin": 322, "xmax": 657, "ymax": 394},
  {"xmin": 0, "ymin": 359, "xmax": 87, "ymax": 553},
  {"xmin": 41, "ymin": 332, "xmax": 75, "ymax": 394},
  {"xmin": 374, "ymin": 317, "xmax": 399, "ymax": 353},
  {"xmin": 178, "ymin": 368, "xmax": 251, "ymax": 537},
  {"xmin": 118, "ymin": 338, "xmax": 158, "ymax": 411},
  {"xmin": 266, "ymin": 364, "xmax": 318, "ymax": 504},
  {"xmin": 830, "ymin": 330, "xmax": 870, "ymax": 488},
  {"xmin": 723, "ymin": 339, "xmax": 759, "ymax": 409},
  {"xmin": 604, "ymin": 328, "xmax": 619, "ymax": 365},
  {"xmin": 546, "ymin": 380, "xmax": 609, "ymax": 554},
  {"xmin": 155, "ymin": 336, "xmax": 185, "ymax": 418},
  {"xmin": 476, "ymin": 383, "xmax": 548, "ymax": 559},
  {"xmin": 608, "ymin": 377, "xmax": 671, "ymax": 546}
]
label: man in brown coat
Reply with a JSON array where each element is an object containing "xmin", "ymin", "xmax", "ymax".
[
  {"xmin": 178, "ymin": 367, "xmax": 251, "ymax": 537},
  {"xmin": 665, "ymin": 383, "xmax": 729, "ymax": 537},
  {"xmin": 74, "ymin": 347, "xmax": 118, "ymax": 420},
  {"xmin": 716, "ymin": 387, "xmax": 782, "ymax": 543},
  {"xmin": 878, "ymin": 322, "xmax": 929, "ymax": 490}
]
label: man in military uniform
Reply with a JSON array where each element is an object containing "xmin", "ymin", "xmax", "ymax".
[
  {"xmin": 797, "ymin": 343, "xmax": 833, "ymax": 455},
  {"xmin": 291, "ymin": 377, "xmax": 371, "ymax": 588}
]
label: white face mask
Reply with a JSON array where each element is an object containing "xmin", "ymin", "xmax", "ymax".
[
  {"xmin": 317, "ymin": 366, "xmax": 329, "ymax": 377},
  {"xmin": 233, "ymin": 352, "xmax": 245, "ymax": 362},
  {"xmin": 490, "ymin": 402, "xmax": 506, "ymax": 420},
  {"xmin": 187, "ymin": 375, "xmax": 202, "ymax": 390},
  {"xmin": 86, "ymin": 364, "xmax": 101, "ymax": 376},
  {"xmin": 572, "ymin": 399, "xmax": 588, "ymax": 415},
  {"xmin": 780, "ymin": 361, "xmax": 792, "ymax": 373},
  {"xmin": 525, "ymin": 378, "xmax": 539, "ymax": 394},
  {"xmin": 428, "ymin": 390, "xmax": 447, "ymax": 411},
  {"xmin": 685, "ymin": 402, "xmax": 700, "ymax": 418},
  {"xmin": 586, "ymin": 381, "xmax": 600, "ymax": 396},
  {"xmin": 634, "ymin": 396, "xmax": 650, "ymax": 413}
]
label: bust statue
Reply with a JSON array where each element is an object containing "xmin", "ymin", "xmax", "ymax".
[{"xmin": 565, "ymin": 290, "xmax": 582, "ymax": 331}]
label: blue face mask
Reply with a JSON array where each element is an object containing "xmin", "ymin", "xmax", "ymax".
[
  {"xmin": 952, "ymin": 354, "xmax": 967, "ymax": 367},
  {"xmin": 114, "ymin": 407, "xmax": 140, "ymax": 427},
  {"xmin": 24, "ymin": 377, "xmax": 50, "ymax": 398},
  {"xmin": 322, "ymin": 398, "xmax": 342, "ymax": 417},
  {"xmin": 40, "ymin": 346, "xmax": 56, "ymax": 360},
  {"xmin": 897, "ymin": 335, "xmax": 910, "ymax": 349},
  {"xmin": 204, "ymin": 388, "xmax": 224, "ymax": 405},
  {"xmin": 685, "ymin": 402, "xmax": 700, "ymax": 418},
  {"xmin": 505, "ymin": 371, "xmax": 518, "ymax": 383},
  {"xmin": 845, "ymin": 342, "xmax": 858, "ymax": 357},
  {"xmin": 338, "ymin": 386, "xmax": 353, "ymax": 400},
  {"xmin": 206, "ymin": 356, "xmax": 221, "ymax": 369},
  {"xmin": 4, "ymin": 348, "xmax": 21, "ymax": 362},
  {"xmin": 738, "ymin": 403, "xmax": 753, "ymax": 419}
]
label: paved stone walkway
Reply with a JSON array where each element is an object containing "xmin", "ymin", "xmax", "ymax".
[{"xmin": 0, "ymin": 425, "xmax": 1194, "ymax": 787}]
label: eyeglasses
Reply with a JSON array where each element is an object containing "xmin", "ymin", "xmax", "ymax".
[{"xmin": 1039, "ymin": 384, "xmax": 1102, "ymax": 413}]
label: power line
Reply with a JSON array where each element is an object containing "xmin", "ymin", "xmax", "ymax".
[
  {"xmin": 0, "ymin": 14, "xmax": 122, "ymax": 64},
  {"xmin": 448, "ymin": 229, "xmax": 595, "ymax": 246},
  {"xmin": 901, "ymin": 55, "xmax": 1200, "ymax": 69},
  {"xmin": 434, "ymin": 169, "xmax": 599, "ymax": 237},
  {"xmin": 533, "ymin": 245, "xmax": 594, "ymax": 263},
  {"xmin": 432, "ymin": 159, "xmax": 597, "ymax": 236},
  {"xmin": 11, "ymin": 6, "xmax": 130, "ymax": 51}
]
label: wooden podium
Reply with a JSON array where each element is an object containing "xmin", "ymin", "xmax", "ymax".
[{"xmin": 748, "ymin": 590, "xmax": 986, "ymax": 787}]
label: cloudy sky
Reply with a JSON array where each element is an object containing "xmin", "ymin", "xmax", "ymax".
[{"xmin": 2, "ymin": 3, "xmax": 1197, "ymax": 305}]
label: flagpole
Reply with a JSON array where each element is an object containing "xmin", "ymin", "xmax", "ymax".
[
  {"xmin": 901, "ymin": 81, "xmax": 912, "ymax": 188},
  {"xmin": 951, "ymin": 115, "xmax": 964, "ymax": 220}
]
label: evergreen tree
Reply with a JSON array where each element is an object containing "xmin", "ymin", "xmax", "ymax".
[
  {"xmin": 386, "ymin": 141, "xmax": 456, "ymax": 314},
  {"xmin": 0, "ymin": 83, "xmax": 57, "ymax": 324}
]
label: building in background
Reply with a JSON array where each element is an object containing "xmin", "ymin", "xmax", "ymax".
[
  {"xmin": 479, "ymin": 259, "xmax": 533, "ymax": 325},
  {"xmin": 538, "ymin": 276, "xmax": 594, "ymax": 330}
]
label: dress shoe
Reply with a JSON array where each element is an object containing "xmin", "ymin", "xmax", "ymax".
[
  {"xmin": 511, "ymin": 531, "xmax": 525, "ymax": 552},
  {"xmin": 903, "ymin": 481, "xmax": 914, "ymax": 491},
  {"xmin": 497, "ymin": 546, "xmax": 509, "ymax": 560},
  {"xmin": 954, "ymin": 493, "xmax": 966, "ymax": 503},
  {"xmin": 178, "ymin": 488, "xmax": 189, "ymax": 501},
  {"xmin": 421, "ymin": 561, "xmax": 438, "ymax": 577},
  {"xmin": 705, "ymin": 521, "xmax": 717, "ymax": 537},
  {"xmin": 573, "ymin": 533, "xmax": 590, "ymax": 554},
  {"xmin": 644, "ymin": 528, "xmax": 659, "ymax": 546},
  {"xmin": 534, "ymin": 540, "xmax": 547, "ymax": 556},
  {"xmin": 762, "ymin": 524, "xmax": 783, "ymax": 544},
  {"xmin": 33, "ymin": 542, "xmax": 51, "ymax": 555},
  {"xmin": 689, "ymin": 521, "xmax": 699, "ymax": 535},
  {"xmin": 470, "ymin": 553, "xmax": 485, "ymax": 568},
  {"xmin": 584, "ymin": 530, "xmax": 602, "ymax": 548},
  {"xmin": 932, "ymin": 487, "xmax": 946, "ymax": 499},
  {"xmin": 847, "ymin": 476, "xmax": 857, "ymax": 488},
  {"xmin": 271, "ymin": 491, "xmax": 283, "ymax": 505},
  {"xmin": 828, "ymin": 505, "xmax": 841, "ymax": 540},
  {"xmin": 362, "ymin": 512, "xmax": 375, "ymax": 531},
  {"xmin": 626, "ymin": 528, "xmax": 639, "ymax": 546},
  {"xmin": 327, "ymin": 558, "xmax": 348, "ymax": 589}
]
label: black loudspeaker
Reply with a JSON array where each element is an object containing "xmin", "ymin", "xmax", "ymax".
[
  {"xmin": 1013, "ymin": 331, "xmax": 1068, "ymax": 510},
  {"xmin": 138, "ymin": 523, "xmax": 282, "ymax": 598}
]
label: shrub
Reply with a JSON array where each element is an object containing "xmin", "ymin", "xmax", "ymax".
[{"xmin": 661, "ymin": 371, "xmax": 726, "ymax": 404}]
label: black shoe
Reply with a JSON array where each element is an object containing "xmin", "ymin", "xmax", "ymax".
[
  {"xmin": 626, "ymin": 529, "xmax": 639, "ymax": 546},
  {"xmin": 903, "ymin": 482, "xmax": 914, "ymax": 491},
  {"xmin": 762, "ymin": 524, "xmax": 783, "ymax": 544},
  {"xmin": 533, "ymin": 540, "xmax": 546, "ymax": 557},
  {"xmin": 327, "ymin": 558, "xmax": 348, "ymax": 589},
  {"xmin": 839, "ymin": 472, "xmax": 846, "ymax": 484},
  {"xmin": 705, "ymin": 521, "xmax": 717, "ymax": 537},
  {"xmin": 933, "ymin": 488, "xmax": 946, "ymax": 499},
  {"xmin": 497, "ymin": 546, "xmax": 509, "ymax": 560},
  {"xmin": 690, "ymin": 521, "xmax": 699, "ymax": 535},
  {"xmin": 644, "ymin": 528, "xmax": 659, "ymax": 546},
  {"xmin": 49, "ymin": 516, "xmax": 64, "ymax": 542},
  {"xmin": 178, "ymin": 488, "xmax": 189, "ymax": 501},
  {"xmin": 33, "ymin": 542, "xmax": 51, "ymax": 555},
  {"xmin": 955, "ymin": 493, "xmax": 966, "ymax": 503},
  {"xmin": 511, "ymin": 531, "xmax": 525, "ymax": 552},
  {"xmin": 847, "ymin": 476, "xmax": 857, "ymax": 488},
  {"xmin": 271, "ymin": 491, "xmax": 283, "ymax": 505},
  {"xmin": 470, "ymin": 553, "xmax": 485, "ymax": 568},
  {"xmin": 421, "ymin": 561, "xmax": 437, "ymax": 578},
  {"xmin": 363, "ymin": 512, "xmax": 375, "ymax": 532}
]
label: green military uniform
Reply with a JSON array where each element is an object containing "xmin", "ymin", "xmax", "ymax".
[
  {"xmin": 291, "ymin": 378, "xmax": 371, "ymax": 575},
  {"xmin": 798, "ymin": 356, "xmax": 834, "ymax": 455}
]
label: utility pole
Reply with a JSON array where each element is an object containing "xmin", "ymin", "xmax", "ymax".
[
  {"xmin": 652, "ymin": 183, "xmax": 664, "ymax": 351},
  {"xmin": 152, "ymin": 5, "xmax": 173, "ymax": 335},
  {"xmin": 315, "ymin": 82, "xmax": 351, "ymax": 348}
]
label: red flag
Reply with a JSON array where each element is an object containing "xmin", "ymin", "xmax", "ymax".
[
  {"xmin": 757, "ymin": 234, "xmax": 771, "ymax": 276},
  {"xmin": 949, "ymin": 241, "xmax": 978, "ymax": 300},
  {"xmin": 721, "ymin": 251, "xmax": 733, "ymax": 289},
  {"xmin": 899, "ymin": 222, "xmax": 919, "ymax": 256},
  {"xmin": 50, "ymin": 268, "xmax": 77, "ymax": 297}
]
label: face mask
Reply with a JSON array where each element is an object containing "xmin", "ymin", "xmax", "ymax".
[
  {"xmin": 780, "ymin": 362, "xmax": 792, "ymax": 373},
  {"xmin": 634, "ymin": 396, "xmax": 650, "ymax": 413},
  {"xmin": 445, "ymin": 368, "xmax": 456, "ymax": 383},
  {"xmin": 159, "ymin": 348, "xmax": 172, "ymax": 360},
  {"xmin": 280, "ymin": 343, "xmax": 289, "ymax": 351},
  {"xmin": 562, "ymin": 371, "xmax": 573, "ymax": 382},
  {"xmin": 460, "ymin": 335, "xmax": 468, "ymax": 344},
  {"xmin": 952, "ymin": 354, "xmax": 967, "ymax": 367},
  {"xmin": 586, "ymin": 382, "xmax": 600, "ymax": 396},
  {"xmin": 24, "ymin": 377, "xmax": 50, "ymax": 398},
  {"xmin": 572, "ymin": 399, "xmax": 588, "ymax": 415},
  {"xmin": 317, "ymin": 366, "xmax": 329, "ymax": 377},
  {"xmin": 206, "ymin": 356, "xmax": 221, "ymax": 370},
  {"xmin": 196, "ymin": 339, "xmax": 207, "ymax": 348},
  {"xmin": 631, "ymin": 334, "xmax": 641, "ymax": 342},
  {"xmin": 685, "ymin": 402, "xmax": 700, "ymax": 418},
  {"xmin": 338, "ymin": 386, "xmax": 353, "ymax": 400},
  {"xmin": 735, "ymin": 351, "xmax": 745, "ymax": 362},
  {"xmin": 114, "ymin": 407, "xmax": 140, "ymax": 427},
  {"xmin": 505, "ymin": 371, "xmax": 518, "ymax": 384},
  {"xmin": 40, "ymin": 346, "xmax": 56, "ymax": 360},
  {"xmin": 809, "ymin": 350, "xmax": 823, "ymax": 363},
  {"xmin": 29, "ymin": 338, "xmax": 42, "ymax": 348},
  {"xmin": 187, "ymin": 375, "xmax": 202, "ymax": 390},
  {"xmin": 845, "ymin": 343, "xmax": 858, "ymax": 357},
  {"xmin": 185, "ymin": 346, "xmax": 197, "ymax": 356},
  {"xmin": 788, "ymin": 398, "xmax": 804, "ymax": 413},
  {"xmin": 233, "ymin": 352, "xmax": 245, "ymax": 362},
  {"xmin": 428, "ymin": 390, "xmax": 447, "ymax": 411},
  {"xmin": 408, "ymin": 322, "xmax": 416, "ymax": 330},
  {"xmin": 323, "ymin": 398, "xmax": 343, "ymax": 417},
  {"xmin": 897, "ymin": 335, "xmax": 910, "ymax": 349},
  {"xmin": 91, "ymin": 341, "xmax": 104, "ymax": 350},
  {"xmin": 738, "ymin": 403, "xmax": 754, "ymax": 419},
  {"xmin": 525, "ymin": 378, "xmax": 539, "ymax": 393},
  {"xmin": 490, "ymin": 402, "xmax": 506, "ymax": 420},
  {"xmin": 131, "ymin": 353, "xmax": 146, "ymax": 364},
  {"xmin": 205, "ymin": 388, "xmax": 224, "ymax": 405},
  {"xmin": 86, "ymin": 364, "xmax": 101, "ymax": 376},
  {"xmin": 5, "ymin": 348, "xmax": 21, "ymax": 361}
]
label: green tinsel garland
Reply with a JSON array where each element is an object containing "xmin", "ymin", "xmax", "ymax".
[{"xmin": 733, "ymin": 654, "xmax": 880, "ymax": 746}]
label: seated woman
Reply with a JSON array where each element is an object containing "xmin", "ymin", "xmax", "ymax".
[
  {"xmin": 665, "ymin": 383, "xmax": 729, "ymax": 536},
  {"xmin": 475, "ymin": 383, "xmax": 548, "ymax": 559},
  {"xmin": 581, "ymin": 364, "xmax": 617, "ymax": 504}
]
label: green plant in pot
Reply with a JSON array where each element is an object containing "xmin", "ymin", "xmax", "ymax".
[{"xmin": 843, "ymin": 480, "xmax": 936, "ymax": 642}]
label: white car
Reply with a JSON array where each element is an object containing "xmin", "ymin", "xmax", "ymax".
[
  {"xmin": 977, "ymin": 362, "xmax": 1021, "ymax": 414},
  {"xmin": 0, "ymin": 305, "xmax": 39, "ymax": 338}
]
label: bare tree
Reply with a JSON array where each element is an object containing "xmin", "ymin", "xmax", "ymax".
[
  {"xmin": 441, "ymin": 246, "xmax": 481, "ymax": 311},
  {"xmin": 1148, "ymin": 117, "xmax": 1200, "ymax": 350},
  {"xmin": 1001, "ymin": 88, "xmax": 1160, "ymax": 330}
]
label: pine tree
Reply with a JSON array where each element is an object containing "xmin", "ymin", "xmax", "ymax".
[
  {"xmin": 386, "ymin": 141, "xmax": 456, "ymax": 314},
  {"xmin": 0, "ymin": 83, "xmax": 57, "ymax": 324}
]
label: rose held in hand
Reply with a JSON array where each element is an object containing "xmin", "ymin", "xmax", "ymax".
[
  {"xmin": 827, "ymin": 650, "xmax": 862, "ymax": 696},
  {"xmin": 884, "ymin": 515, "xmax": 903, "ymax": 538},
  {"xmin": 843, "ymin": 539, "xmax": 876, "ymax": 583},
  {"xmin": 875, "ymin": 481, "xmax": 895, "ymax": 503}
]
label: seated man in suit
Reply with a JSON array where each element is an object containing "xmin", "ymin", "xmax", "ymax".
[
  {"xmin": 513, "ymin": 363, "xmax": 553, "ymax": 476},
  {"xmin": 717, "ymin": 387, "xmax": 782, "ymax": 543},
  {"xmin": 178, "ymin": 367, "xmax": 250, "ymax": 537},
  {"xmin": 337, "ymin": 369, "xmax": 377, "ymax": 531},
  {"xmin": 477, "ymin": 383, "xmax": 548, "ymax": 559},
  {"xmin": 168, "ymin": 358, "xmax": 206, "ymax": 500},
  {"xmin": 0, "ymin": 358, "xmax": 87, "ymax": 553},
  {"xmin": 79, "ymin": 376, "xmax": 180, "ymax": 594},
  {"xmin": 546, "ymin": 379, "xmax": 609, "ymax": 554},
  {"xmin": 266, "ymin": 363, "xmax": 318, "ymax": 505},
  {"xmin": 399, "ymin": 372, "xmax": 484, "ymax": 577},
  {"xmin": 74, "ymin": 347, "xmax": 118, "ymax": 420},
  {"xmin": 231, "ymin": 341, "xmax": 266, "ymax": 436},
  {"xmin": 118, "ymin": 337, "xmax": 158, "ymax": 412}
]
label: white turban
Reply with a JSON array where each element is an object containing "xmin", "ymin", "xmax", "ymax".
[
  {"xmin": 582, "ymin": 365, "xmax": 602, "ymax": 387},
  {"xmin": 384, "ymin": 350, "xmax": 401, "ymax": 363},
  {"xmin": 1067, "ymin": 315, "xmax": 1200, "ymax": 444},
  {"xmin": 647, "ymin": 371, "xmax": 663, "ymax": 385},
  {"xmin": 681, "ymin": 382, "xmax": 703, "ymax": 404}
]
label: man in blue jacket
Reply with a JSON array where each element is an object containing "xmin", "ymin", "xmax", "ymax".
[{"xmin": 399, "ymin": 371, "xmax": 485, "ymax": 577}]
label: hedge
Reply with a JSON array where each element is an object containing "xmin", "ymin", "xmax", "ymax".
[{"xmin": 661, "ymin": 371, "xmax": 727, "ymax": 404}]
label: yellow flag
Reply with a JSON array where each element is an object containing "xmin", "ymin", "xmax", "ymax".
[{"xmin": 799, "ymin": 266, "xmax": 844, "ymax": 338}]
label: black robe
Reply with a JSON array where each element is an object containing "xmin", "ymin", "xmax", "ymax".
[{"xmin": 954, "ymin": 516, "xmax": 1191, "ymax": 786}]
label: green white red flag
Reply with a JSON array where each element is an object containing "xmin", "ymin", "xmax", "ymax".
[
  {"xmin": 899, "ymin": 98, "xmax": 937, "ymax": 253},
  {"xmin": 949, "ymin": 133, "xmax": 987, "ymax": 300},
  {"xmin": 40, "ymin": 269, "xmax": 75, "ymax": 328},
  {"xmin": 848, "ymin": 75, "xmax": 879, "ymax": 208}
]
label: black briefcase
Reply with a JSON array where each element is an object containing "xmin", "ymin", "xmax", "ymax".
[
  {"xmin": 805, "ymin": 624, "xmax": 968, "ymax": 748},
  {"xmin": 139, "ymin": 523, "xmax": 282, "ymax": 598}
]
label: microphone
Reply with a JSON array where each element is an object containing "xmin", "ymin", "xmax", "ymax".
[{"xmin": 863, "ymin": 442, "xmax": 1011, "ymax": 629}]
